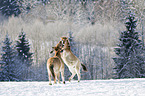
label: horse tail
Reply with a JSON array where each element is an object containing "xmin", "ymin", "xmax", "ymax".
[
  {"xmin": 49, "ymin": 64, "xmax": 55, "ymax": 79},
  {"xmin": 81, "ymin": 63, "xmax": 87, "ymax": 72}
]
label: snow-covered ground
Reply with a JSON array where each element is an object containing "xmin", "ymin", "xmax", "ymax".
[{"xmin": 0, "ymin": 78, "xmax": 145, "ymax": 96}]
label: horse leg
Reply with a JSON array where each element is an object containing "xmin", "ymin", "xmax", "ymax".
[
  {"xmin": 48, "ymin": 72, "xmax": 52, "ymax": 85},
  {"xmin": 53, "ymin": 73, "xmax": 57, "ymax": 84},
  {"xmin": 69, "ymin": 73, "xmax": 76, "ymax": 82},
  {"xmin": 75, "ymin": 66, "xmax": 81, "ymax": 82},
  {"xmin": 57, "ymin": 72, "xmax": 60, "ymax": 84},
  {"xmin": 61, "ymin": 71, "xmax": 65, "ymax": 84}
]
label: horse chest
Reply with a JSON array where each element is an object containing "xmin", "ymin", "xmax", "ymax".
[
  {"xmin": 62, "ymin": 51, "xmax": 72, "ymax": 65},
  {"xmin": 62, "ymin": 51, "xmax": 68, "ymax": 59},
  {"xmin": 62, "ymin": 50, "xmax": 69, "ymax": 57}
]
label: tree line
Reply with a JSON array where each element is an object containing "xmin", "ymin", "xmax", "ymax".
[{"xmin": 1, "ymin": 12, "xmax": 145, "ymax": 81}]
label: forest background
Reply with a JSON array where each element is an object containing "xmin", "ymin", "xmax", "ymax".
[{"xmin": 0, "ymin": 0, "xmax": 145, "ymax": 81}]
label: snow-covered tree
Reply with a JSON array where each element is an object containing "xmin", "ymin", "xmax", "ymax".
[
  {"xmin": 16, "ymin": 30, "xmax": 33, "ymax": 67},
  {"xmin": 113, "ymin": 12, "xmax": 145, "ymax": 78},
  {"xmin": 0, "ymin": 0, "xmax": 21, "ymax": 17},
  {"xmin": 38, "ymin": 0, "xmax": 50, "ymax": 5},
  {"xmin": 17, "ymin": 0, "xmax": 39, "ymax": 15},
  {"xmin": 0, "ymin": 34, "xmax": 17, "ymax": 81}
]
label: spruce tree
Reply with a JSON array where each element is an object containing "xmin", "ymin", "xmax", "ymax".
[
  {"xmin": 0, "ymin": 0, "xmax": 21, "ymax": 17},
  {"xmin": 0, "ymin": 34, "xmax": 17, "ymax": 81},
  {"xmin": 16, "ymin": 30, "xmax": 33, "ymax": 67},
  {"xmin": 113, "ymin": 12, "xmax": 145, "ymax": 78}
]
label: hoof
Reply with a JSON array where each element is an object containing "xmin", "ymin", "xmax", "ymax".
[
  {"xmin": 54, "ymin": 82, "xmax": 57, "ymax": 84},
  {"xmin": 63, "ymin": 81, "xmax": 65, "ymax": 84},
  {"xmin": 69, "ymin": 78, "xmax": 71, "ymax": 82},
  {"xmin": 78, "ymin": 81, "xmax": 80, "ymax": 82},
  {"xmin": 49, "ymin": 83, "xmax": 52, "ymax": 85}
]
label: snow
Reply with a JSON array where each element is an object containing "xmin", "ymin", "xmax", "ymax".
[{"xmin": 0, "ymin": 78, "xmax": 145, "ymax": 96}]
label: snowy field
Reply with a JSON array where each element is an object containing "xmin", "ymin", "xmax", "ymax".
[{"xmin": 0, "ymin": 78, "xmax": 145, "ymax": 96}]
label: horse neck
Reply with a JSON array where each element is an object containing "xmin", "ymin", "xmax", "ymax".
[
  {"xmin": 65, "ymin": 48, "xmax": 71, "ymax": 52},
  {"xmin": 64, "ymin": 46, "xmax": 71, "ymax": 51}
]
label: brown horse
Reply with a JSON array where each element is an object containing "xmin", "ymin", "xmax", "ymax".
[
  {"xmin": 60, "ymin": 37, "xmax": 87, "ymax": 82},
  {"xmin": 47, "ymin": 46, "xmax": 65, "ymax": 85}
]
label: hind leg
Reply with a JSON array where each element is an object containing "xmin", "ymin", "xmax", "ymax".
[
  {"xmin": 56, "ymin": 72, "xmax": 60, "ymax": 84},
  {"xmin": 61, "ymin": 71, "xmax": 65, "ymax": 84},
  {"xmin": 68, "ymin": 68, "xmax": 76, "ymax": 82},
  {"xmin": 75, "ymin": 66, "xmax": 81, "ymax": 82},
  {"xmin": 48, "ymin": 72, "xmax": 52, "ymax": 85},
  {"xmin": 60, "ymin": 62, "xmax": 65, "ymax": 84},
  {"xmin": 47, "ymin": 64, "xmax": 52, "ymax": 85},
  {"xmin": 69, "ymin": 73, "xmax": 76, "ymax": 82},
  {"xmin": 53, "ymin": 73, "xmax": 57, "ymax": 84}
]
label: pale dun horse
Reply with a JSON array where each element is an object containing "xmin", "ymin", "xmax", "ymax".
[
  {"xmin": 47, "ymin": 45, "xmax": 65, "ymax": 85},
  {"xmin": 61, "ymin": 37, "xmax": 87, "ymax": 82}
]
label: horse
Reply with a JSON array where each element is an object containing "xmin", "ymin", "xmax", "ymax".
[
  {"xmin": 60, "ymin": 37, "xmax": 87, "ymax": 82},
  {"xmin": 47, "ymin": 46, "xmax": 65, "ymax": 85}
]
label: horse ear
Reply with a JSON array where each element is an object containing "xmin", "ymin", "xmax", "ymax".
[
  {"xmin": 50, "ymin": 50, "xmax": 54, "ymax": 54},
  {"xmin": 50, "ymin": 47, "xmax": 55, "ymax": 53},
  {"xmin": 61, "ymin": 37, "xmax": 63, "ymax": 40},
  {"xmin": 61, "ymin": 37, "xmax": 68, "ymax": 40}
]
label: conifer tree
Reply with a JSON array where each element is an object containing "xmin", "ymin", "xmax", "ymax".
[
  {"xmin": 0, "ymin": 34, "xmax": 17, "ymax": 81},
  {"xmin": 113, "ymin": 12, "xmax": 145, "ymax": 78},
  {"xmin": 16, "ymin": 30, "xmax": 33, "ymax": 67},
  {"xmin": 0, "ymin": 0, "xmax": 21, "ymax": 17}
]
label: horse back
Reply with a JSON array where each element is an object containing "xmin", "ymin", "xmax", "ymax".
[{"xmin": 47, "ymin": 57, "xmax": 61, "ymax": 69}]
